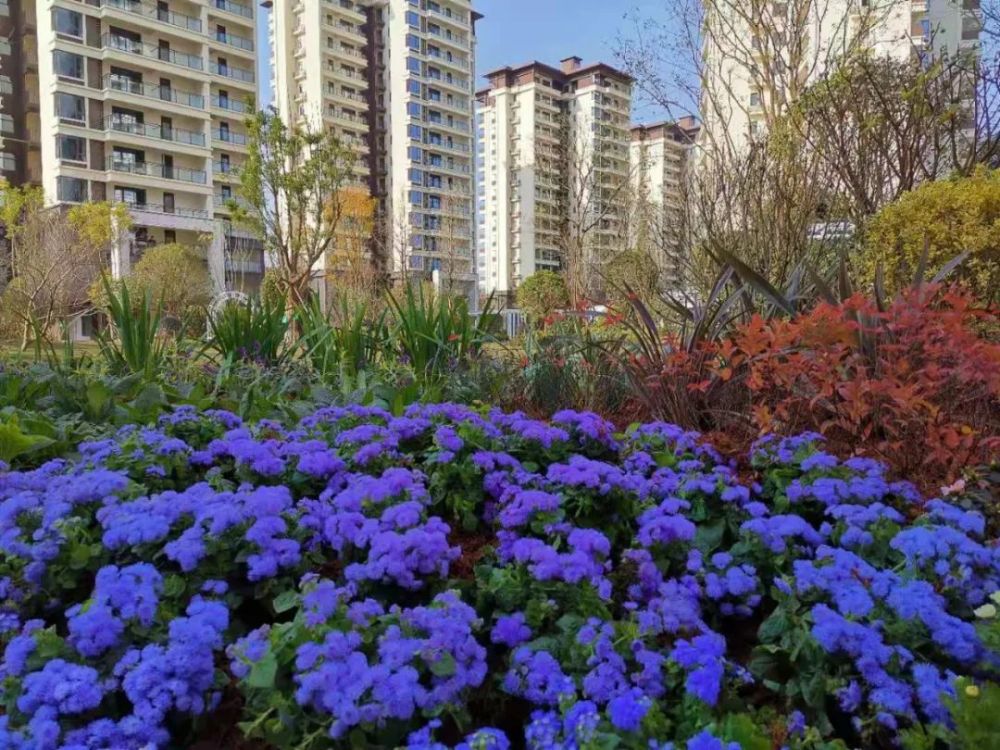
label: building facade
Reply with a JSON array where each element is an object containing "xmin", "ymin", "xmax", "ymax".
[
  {"xmin": 628, "ymin": 117, "xmax": 699, "ymax": 287},
  {"xmin": 700, "ymin": 0, "xmax": 981, "ymax": 158},
  {"xmin": 0, "ymin": 0, "xmax": 264, "ymax": 293},
  {"xmin": 475, "ymin": 56, "xmax": 632, "ymax": 303},
  {"xmin": 270, "ymin": 0, "xmax": 479, "ymax": 302}
]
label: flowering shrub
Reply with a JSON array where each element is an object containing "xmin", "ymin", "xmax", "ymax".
[{"xmin": 0, "ymin": 403, "xmax": 997, "ymax": 748}]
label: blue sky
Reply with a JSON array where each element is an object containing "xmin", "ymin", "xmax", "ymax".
[{"xmin": 255, "ymin": 1, "xmax": 667, "ymax": 118}]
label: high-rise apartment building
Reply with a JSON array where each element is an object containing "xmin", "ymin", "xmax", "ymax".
[
  {"xmin": 270, "ymin": 0, "xmax": 479, "ymax": 301},
  {"xmin": 0, "ymin": 0, "xmax": 264, "ymax": 292},
  {"xmin": 700, "ymin": 0, "xmax": 981, "ymax": 158},
  {"xmin": 628, "ymin": 117, "xmax": 699, "ymax": 284},
  {"xmin": 475, "ymin": 57, "xmax": 632, "ymax": 303}
]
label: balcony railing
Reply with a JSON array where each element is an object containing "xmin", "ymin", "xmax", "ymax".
[
  {"xmin": 117, "ymin": 200, "xmax": 211, "ymax": 219},
  {"xmin": 214, "ymin": 31, "xmax": 254, "ymax": 51},
  {"xmin": 213, "ymin": 161, "xmax": 239, "ymax": 175},
  {"xmin": 209, "ymin": 61, "xmax": 255, "ymax": 82},
  {"xmin": 225, "ymin": 257, "xmax": 263, "ymax": 273},
  {"xmin": 211, "ymin": 95, "xmax": 252, "ymax": 114},
  {"xmin": 426, "ymin": 6, "xmax": 469, "ymax": 25},
  {"xmin": 214, "ymin": 193, "xmax": 251, "ymax": 209},
  {"xmin": 102, "ymin": 34, "xmax": 205, "ymax": 71},
  {"xmin": 107, "ymin": 157, "xmax": 207, "ymax": 184},
  {"xmin": 102, "ymin": 0, "xmax": 203, "ymax": 33},
  {"xmin": 212, "ymin": 129, "xmax": 248, "ymax": 145},
  {"xmin": 212, "ymin": 0, "xmax": 253, "ymax": 19},
  {"xmin": 104, "ymin": 75, "xmax": 205, "ymax": 108},
  {"xmin": 106, "ymin": 116, "xmax": 206, "ymax": 147}
]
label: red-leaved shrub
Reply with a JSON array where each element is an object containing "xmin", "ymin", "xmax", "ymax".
[{"xmin": 629, "ymin": 287, "xmax": 1000, "ymax": 491}]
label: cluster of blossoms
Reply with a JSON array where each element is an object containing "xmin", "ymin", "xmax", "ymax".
[{"xmin": 0, "ymin": 404, "xmax": 994, "ymax": 749}]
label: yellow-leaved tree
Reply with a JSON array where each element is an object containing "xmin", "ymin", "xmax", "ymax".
[
  {"xmin": 326, "ymin": 185, "xmax": 379, "ymax": 303},
  {"xmin": 862, "ymin": 169, "xmax": 1000, "ymax": 304}
]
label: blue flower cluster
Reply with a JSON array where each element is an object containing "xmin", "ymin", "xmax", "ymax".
[{"xmin": 0, "ymin": 406, "xmax": 994, "ymax": 749}]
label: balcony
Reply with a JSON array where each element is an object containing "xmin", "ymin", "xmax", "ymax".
[
  {"xmin": 211, "ymin": 95, "xmax": 253, "ymax": 114},
  {"xmin": 226, "ymin": 256, "xmax": 263, "ymax": 274},
  {"xmin": 214, "ymin": 193, "xmax": 251, "ymax": 210},
  {"xmin": 107, "ymin": 158, "xmax": 208, "ymax": 185},
  {"xmin": 102, "ymin": 35, "xmax": 205, "ymax": 71},
  {"xmin": 102, "ymin": 0, "xmax": 203, "ymax": 34},
  {"xmin": 213, "ymin": 31, "xmax": 254, "ymax": 52},
  {"xmin": 425, "ymin": 51, "xmax": 470, "ymax": 72},
  {"xmin": 211, "ymin": 0, "xmax": 253, "ymax": 20},
  {"xmin": 213, "ymin": 161, "xmax": 239, "ymax": 178},
  {"xmin": 426, "ymin": 5, "xmax": 469, "ymax": 28},
  {"xmin": 104, "ymin": 75, "xmax": 205, "ymax": 109},
  {"xmin": 212, "ymin": 128, "xmax": 248, "ymax": 146},
  {"xmin": 210, "ymin": 61, "xmax": 255, "ymax": 83},
  {"xmin": 106, "ymin": 116, "xmax": 207, "ymax": 147},
  {"xmin": 117, "ymin": 200, "xmax": 210, "ymax": 219}
]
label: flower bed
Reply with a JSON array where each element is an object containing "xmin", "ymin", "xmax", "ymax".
[{"xmin": 0, "ymin": 404, "xmax": 997, "ymax": 749}]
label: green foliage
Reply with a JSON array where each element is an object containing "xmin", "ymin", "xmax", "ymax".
[
  {"xmin": 863, "ymin": 169, "xmax": 1000, "ymax": 304},
  {"xmin": 517, "ymin": 270, "xmax": 570, "ymax": 320},
  {"xmin": 95, "ymin": 276, "xmax": 167, "ymax": 381},
  {"xmin": 232, "ymin": 109, "xmax": 357, "ymax": 308},
  {"xmin": 296, "ymin": 296, "xmax": 387, "ymax": 378},
  {"xmin": 901, "ymin": 678, "xmax": 1000, "ymax": 750},
  {"xmin": 207, "ymin": 295, "xmax": 289, "ymax": 367},
  {"xmin": 386, "ymin": 284, "xmax": 496, "ymax": 379}
]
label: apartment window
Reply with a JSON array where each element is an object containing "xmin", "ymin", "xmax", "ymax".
[
  {"xmin": 409, "ymin": 168, "xmax": 423, "ymax": 184},
  {"xmin": 114, "ymin": 187, "xmax": 146, "ymax": 205},
  {"xmin": 406, "ymin": 57, "xmax": 421, "ymax": 74},
  {"xmin": 408, "ymin": 124, "xmax": 422, "ymax": 139},
  {"xmin": 409, "ymin": 190, "xmax": 422, "ymax": 205},
  {"xmin": 749, "ymin": 92, "xmax": 761, "ymax": 107},
  {"xmin": 427, "ymin": 195, "xmax": 441, "ymax": 209},
  {"xmin": 407, "ymin": 79, "xmax": 421, "ymax": 95},
  {"xmin": 405, "ymin": 10, "xmax": 419, "ymax": 27},
  {"xmin": 0, "ymin": 152, "xmax": 14, "ymax": 172},
  {"xmin": 57, "ymin": 135, "xmax": 86, "ymax": 163},
  {"xmin": 0, "ymin": 114, "xmax": 12, "ymax": 134},
  {"xmin": 55, "ymin": 92, "xmax": 85, "ymax": 124},
  {"xmin": 406, "ymin": 34, "xmax": 420, "ymax": 50},
  {"xmin": 408, "ymin": 146, "xmax": 422, "ymax": 161},
  {"xmin": 407, "ymin": 102, "xmax": 421, "ymax": 117},
  {"xmin": 53, "ymin": 7, "xmax": 83, "ymax": 39},
  {"xmin": 53, "ymin": 50, "xmax": 84, "ymax": 82},
  {"xmin": 56, "ymin": 177, "xmax": 87, "ymax": 203}
]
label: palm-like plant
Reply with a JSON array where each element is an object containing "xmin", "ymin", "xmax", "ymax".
[
  {"xmin": 207, "ymin": 295, "xmax": 289, "ymax": 367},
  {"xmin": 95, "ymin": 275, "xmax": 167, "ymax": 380},
  {"xmin": 296, "ymin": 296, "xmax": 388, "ymax": 378}
]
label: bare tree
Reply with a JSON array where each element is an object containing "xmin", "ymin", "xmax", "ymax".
[
  {"xmin": 557, "ymin": 134, "xmax": 636, "ymax": 303},
  {"xmin": 619, "ymin": 0, "xmax": 1000, "ymax": 292},
  {"xmin": 0, "ymin": 185, "xmax": 128, "ymax": 348}
]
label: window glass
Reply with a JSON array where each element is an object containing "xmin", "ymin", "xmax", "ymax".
[
  {"xmin": 56, "ymin": 177, "xmax": 87, "ymax": 203},
  {"xmin": 55, "ymin": 92, "xmax": 85, "ymax": 123},
  {"xmin": 57, "ymin": 135, "xmax": 86, "ymax": 162},
  {"xmin": 53, "ymin": 7, "xmax": 83, "ymax": 38},
  {"xmin": 53, "ymin": 50, "xmax": 84, "ymax": 81}
]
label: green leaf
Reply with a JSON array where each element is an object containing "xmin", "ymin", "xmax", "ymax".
[
  {"xmin": 163, "ymin": 575, "xmax": 186, "ymax": 599},
  {"xmin": 758, "ymin": 611, "xmax": 792, "ymax": 642},
  {"xmin": 272, "ymin": 590, "xmax": 298, "ymax": 614},
  {"xmin": 247, "ymin": 651, "xmax": 278, "ymax": 689},
  {"xmin": 973, "ymin": 603, "xmax": 997, "ymax": 619},
  {"xmin": 0, "ymin": 418, "xmax": 51, "ymax": 463},
  {"xmin": 85, "ymin": 379, "xmax": 113, "ymax": 418},
  {"xmin": 428, "ymin": 652, "xmax": 456, "ymax": 678}
]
